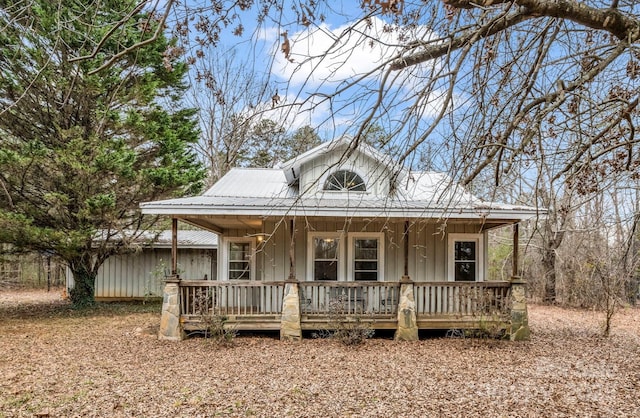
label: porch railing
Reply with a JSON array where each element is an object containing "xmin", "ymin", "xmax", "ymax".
[
  {"xmin": 177, "ymin": 280, "xmax": 512, "ymax": 320},
  {"xmin": 414, "ymin": 281, "xmax": 511, "ymax": 317},
  {"xmin": 298, "ymin": 281, "xmax": 401, "ymax": 316},
  {"xmin": 179, "ymin": 280, "xmax": 286, "ymax": 316}
]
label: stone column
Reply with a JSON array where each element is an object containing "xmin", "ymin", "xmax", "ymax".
[
  {"xmin": 280, "ymin": 282, "xmax": 302, "ymax": 341},
  {"xmin": 158, "ymin": 279, "xmax": 184, "ymax": 341},
  {"xmin": 509, "ymin": 277, "xmax": 530, "ymax": 341},
  {"xmin": 395, "ymin": 278, "xmax": 418, "ymax": 341}
]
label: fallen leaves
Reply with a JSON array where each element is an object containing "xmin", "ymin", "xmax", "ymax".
[{"xmin": 0, "ymin": 290, "xmax": 639, "ymax": 417}]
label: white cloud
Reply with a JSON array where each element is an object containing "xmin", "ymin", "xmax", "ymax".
[
  {"xmin": 268, "ymin": 17, "xmax": 438, "ymax": 89},
  {"xmin": 258, "ymin": 16, "xmax": 459, "ymax": 125}
]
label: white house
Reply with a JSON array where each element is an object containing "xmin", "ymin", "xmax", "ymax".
[{"xmin": 141, "ymin": 137, "xmax": 540, "ymax": 340}]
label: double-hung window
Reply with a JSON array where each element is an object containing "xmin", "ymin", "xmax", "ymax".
[
  {"xmin": 448, "ymin": 234, "xmax": 484, "ymax": 282},
  {"xmin": 309, "ymin": 234, "xmax": 342, "ymax": 281},
  {"xmin": 348, "ymin": 233, "xmax": 384, "ymax": 281},
  {"xmin": 222, "ymin": 238, "xmax": 255, "ymax": 280},
  {"xmin": 308, "ymin": 232, "xmax": 384, "ymax": 281}
]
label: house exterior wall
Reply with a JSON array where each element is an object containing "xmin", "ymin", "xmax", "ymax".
[
  {"xmin": 66, "ymin": 248, "xmax": 217, "ymax": 299},
  {"xmin": 255, "ymin": 219, "xmax": 487, "ymax": 283},
  {"xmin": 298, "ymin": 146, "xmax": 392, "ymax": 196}
]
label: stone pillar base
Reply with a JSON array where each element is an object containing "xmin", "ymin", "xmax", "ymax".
[
  {"xmin": 158, "ymin": 280, "xmax": 184, "ymax": 341},
  {"xmin": 510, "ymin": 278, "xmax": 530, "ymax": 341},
  {"xmin": 395, "ymin": 282, "xmax": 418, "ymax": 341},
  {"xmin": 280, "ymin": 282, "xmax": 302, "ymax": 341}
]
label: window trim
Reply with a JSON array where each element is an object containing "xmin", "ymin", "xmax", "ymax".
[
  {"xmin": 447, "ymin": 233, "xmax": 484, "ymax": 282},
  {"xmin": 307, "ymin": 232, "xmax": 345, "ymax": 281},
  {"xmin": 220, "ymin": 237, "xmax": 256, "ymax": 281},
  {"xmin": 347, "ymin": 232, "xmax": 385, "ymax": 282}
]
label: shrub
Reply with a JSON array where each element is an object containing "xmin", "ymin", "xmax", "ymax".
[
  {"xmin": 193, "ymin": 289, "xmax": 237, "ymax": 345},
  {"xmin": 313, "ymin": 295, "xmax": 374, "ymax": 345}
]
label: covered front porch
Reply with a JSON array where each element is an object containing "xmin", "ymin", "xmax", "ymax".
[{"xmin": 159, "ymin": 276, "xmax": 528, "ymax": 340}]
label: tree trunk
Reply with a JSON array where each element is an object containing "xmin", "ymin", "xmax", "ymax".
[
  {"xmin": 540, "ymin": 212, "xmax": 566, "ymax": 304},
  {"xmin": 542, "ymin": 246, "xmax": 557, "ymax": 303},
  {"xmin": 68, "ymin": 263, "xmax": 96, "ymax": 308}
]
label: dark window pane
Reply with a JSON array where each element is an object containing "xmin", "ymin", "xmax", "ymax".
[
  {"xmin": 355, "ymin": 249, "xmax": 377, "ymax": 260},
  {"xmin": 355, "ymin": 271, "xmax": 378, "ymax": 281},
  {"xmin": 355, "ymin": 239, "xmax": 378, "ymax": 249},
  {"xmin": 314, "ymin": 238, "xmax": 338, "ymax": 259},
  {"xmin": 314, "ymin": 261, "xmax": 338, "ymax": 280},
  {"xmin": 229, "ymin": 262, "xmax": 248, "ymax": 270},
  {"xmin": 355, "ymin": 239, "xmax": 378, "ymax": 260},
  {"xmin": 229, "ymin": 269, "xmax": 250, "ymax": 280},
  {"xmin": 454, "ymin": 262, "xmax": 476, "ymax": 281},
  {"xmin": 355, "ymin": 261, "xmax": 378, "ymax": 271},
  {"xmin": 229, "ymin": 242, "xmax": 249, "ymax": 260},
  {"xmin": 454, "ymin": 241, "xmax": 476, "ymax": 261}
]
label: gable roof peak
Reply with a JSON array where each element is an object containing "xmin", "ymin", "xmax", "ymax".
[{"xmin": 278, "ymin": 136, "xmax": 402, "ymax": 185}]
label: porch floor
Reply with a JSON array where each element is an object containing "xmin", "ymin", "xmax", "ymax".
[{"xmin": 181, "ymin": 314, "xmax": 509, "ymax": 332}]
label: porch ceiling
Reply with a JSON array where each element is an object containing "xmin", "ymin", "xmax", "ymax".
[
  {"xmin": 180, "ymin": 215, "xmax": 262, "ymax": 233},
  {"xmin": 177, "ymin": 214, "xmax": 519, "ymax": 235}
]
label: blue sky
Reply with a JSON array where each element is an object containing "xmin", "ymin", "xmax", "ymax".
[{"xmin": 180, "ymin": 2, "xmax": 452, "ymax": 148}]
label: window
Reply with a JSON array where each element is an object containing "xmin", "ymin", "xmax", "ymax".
[
  {"xmin": 311, "ymin": 235, "xmax": 341, "ymax": 280},
  {"xmin": 308, "ymin": 232, "xmax": 383, "ymax": 281},
  {"xmin": 448, "ymin": 234, "xmax": 484, "ymax": 282},
  {"xmin": 228, "ymin": 242, "xmax": 251, "ymax": 279},
  {"xmin": 323, "ymin": 170, "xmax": 366, "ymax": 192},
  {"xmin": 349, "ymin": 233, "xmax": 384, "ymax": 281},
  {"xmin": 221, "ymin": 238, "xmax": 255, "ymax": 280}
]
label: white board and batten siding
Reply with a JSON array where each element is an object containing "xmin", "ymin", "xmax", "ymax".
[
  {"xmin": 298, "ymin": 146, "xmax": 392, "ymax": 197},
  {"xmin": 66, "ymin": 230, "xmax": 218, "ymax": 300},
  {"xmin": 259, "ymin": 219, "xmax": 486, "ymax": 283}
]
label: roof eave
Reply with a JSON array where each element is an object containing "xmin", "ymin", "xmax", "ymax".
[{"xmin": 141, "ymin": 205, "xmax": 541, "ymax": 221}]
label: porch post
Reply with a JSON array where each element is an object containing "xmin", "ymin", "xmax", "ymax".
[
  {"xmin": 403, "ymin": 220, "xmax": 410, "ymax": 278},
  {"xmin": 280, "ymin": 282, "xmax": 302, "ymax": 341},
  {"xmin": 509, "ymin": 277, "xmax": 530, "ymax": 341},
  {"xmin": 288, "ymin": 218, "xmax": 296, "ymax": 281},
  {"xmin": 512, "ymin": 223, "xmax": 519, "ymax": 277},
  {"xmin": 171, "ymin": 217, "xmax": 178, "ymax": 277},
  {"xmin": 158, "ymin": 278, "xmax": 184, "ymax": 341},
  {"xmin": 395, "ymin": 279, "xmax": 418, "ymax": 341}
]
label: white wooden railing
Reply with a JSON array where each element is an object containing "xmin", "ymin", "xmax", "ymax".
[
  {"xmin": 298, "ymin": 281, "xmax": 401, "ymax": 316},
  {"xmin": 179, "ymin": 280, "xmax": 285, "ymax": 316},
  {"xmin": 177, "ymin": 280, "xmax": 512, "ymax": 320},
  {"xmin": 414, "ymin": 281, "xmax": 511, "ymax": 317}
]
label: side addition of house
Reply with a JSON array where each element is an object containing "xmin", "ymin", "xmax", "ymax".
[{"xmin": 141, "ymin": 137, "xmax": 539, "ymax": 341}]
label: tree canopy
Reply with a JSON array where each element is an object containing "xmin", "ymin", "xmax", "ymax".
[
  {"xmin": 3, "ymin": 0, "xmax": 640, "ymax": 304},
  {"xmin": 0, "ymin": 0, "xmax": 205, "ymax": 305}
]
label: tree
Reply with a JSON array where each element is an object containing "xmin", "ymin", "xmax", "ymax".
[
  {"xmin": 23, "ymin": 1, "xmax": 639, "ymax": 175},
  {"xmin": 186, "ymin": 49, "xmax": 271, "ymax": 185},
  {"xmin": 240, "ymin": 121, "xmax": 322, "ymax": 168},
  {"xmin": 185, "ymin": 49, "xmax": 322, "ymax": 183},
  {"xmin": 6, "ymin": 1, "xmax": 640, "ymax": 306},
  {"xmin": 0, "ymin": 1, "xmax": 205, "ymax": 306}
]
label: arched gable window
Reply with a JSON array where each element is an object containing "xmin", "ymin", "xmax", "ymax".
[{"xmin": 323, "ymin": 170, "xmax": 366, "ymax": 192}]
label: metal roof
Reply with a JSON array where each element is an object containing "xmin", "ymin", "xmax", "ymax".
[
  {"xmin": 202, "ymin": 168, "xmax": 294, "ymax": 198},
  {"xmin": 147, "ymin": 230, "xmax": 218, "ymax": 249},
  {"xmin": 94, "ymin": 230, "xmax": 218, "ymax": 249},
  {"xmin": 141, "ymin": 139, "xmax": 543, "ymax": 222}
]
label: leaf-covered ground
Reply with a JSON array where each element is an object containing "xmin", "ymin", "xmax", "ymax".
[{"xmin": 1, "ymin": 290, "xmax": 639, "ymax": 417}]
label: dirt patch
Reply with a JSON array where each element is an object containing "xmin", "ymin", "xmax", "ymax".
[{"xmin": 1, "ymin": 290, "xmax": 639, "ymax": 417}]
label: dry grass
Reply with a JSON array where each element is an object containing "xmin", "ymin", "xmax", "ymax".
[{"xmin": 1, "ymin": 289, "xmax": 639, "ymax": 417}]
